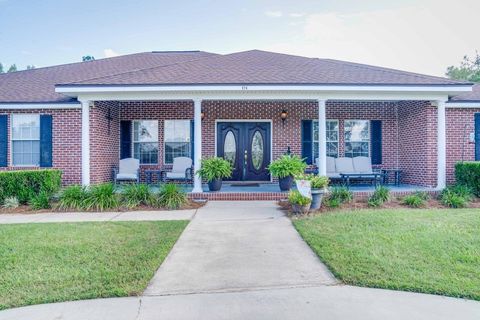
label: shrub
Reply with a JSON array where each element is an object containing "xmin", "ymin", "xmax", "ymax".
[
  {"xmin": 323, "ymin": 186, "xmax": 353, "ymax": 208},
  {"xmin": 83, "ymin": 183, "xmax": 119, "ymax": 211},
  {"xmin": 440, "ymin": 186, "xmax": 470, "ymax": 208},
  {"xmin": 0, "ymin": 170, "xmax": 62, "ymax": 204},
  {"xmin": 2, "ymin": 197, "xmax": 19, "ymax": 209},
  {"xmin": 157, "ymin": 183, "xmax": 187, "ymax": 210},
  {"xmin": 58, "ymin": 185, "xmax": 88, "ymax": 210},
  {"xmin": 268, "ymin": 155, "xmax": 307, "ymax": 178},
  {"xmin": 29, "ymin": 191, "xmax": 51, "ymax": 210},
  {"xmin": 288, "ymin": 190, "xmax": 311, "ymax": 206},
  {"xmin": 197, "ymin": 157, "xmax": 232, "ymax": 182},
  {"xmin": 368, "ymin": 186, "xmax": 390, "ymax": 207},
  {"xmin": 120, "ymin": 184, "xmax": 153, "ymax": 208},
  {"xmin": 455, "ymin": 162, "xmax": 480, "ymax": 197},
  {"xmin": 402, "ymin": 191, "xmax": 429, "ymax": 208}
]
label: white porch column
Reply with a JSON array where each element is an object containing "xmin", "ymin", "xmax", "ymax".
[
  {"xmin": 436, "ymin": 100, "xmax": 446, "ymax": 189},
  {"xmin": 192, "ymin": 99, "xmax": 203, "ymax": 193},
  {"xmin": 317, "ymin": 99, "xmax": 327, "ymax": 176},
  {"xmin": 80, "ymin": 100, "xmax": 91, "ymax": 186}
]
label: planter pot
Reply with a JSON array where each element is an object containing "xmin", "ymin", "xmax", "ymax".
[
  {"xmin": 310, "ymin": 188, "xmax": 326, "ymax": 210},
  {"xmin": 279, "ymin": 176, "xmax": 294, "ymax": 191},
  {"xmin": 291, "ymin": 203, "xmax": 311, "ymax": 215},
  {"xmin": 208, "ymin": 179, "xmax": 223, "ymax": 191}
]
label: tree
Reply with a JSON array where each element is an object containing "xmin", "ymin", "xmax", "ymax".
[
  {"xmin": 7, "ymin": 64, "xmax": 17, "ymax": 73},
  {"xmin": 0, "ymin": 63, "xmax": 3, "ymax": 73},
  {"xmin": 82, "ymin": 55, "xmax": 95, "ymax": 62},
  {"xmin": 26, "ymin": 65, "xmax": 35, "ymax": 70},
  {"xmin": 446, "ymin": 52, "xmax": 480, "ymax": 83}
]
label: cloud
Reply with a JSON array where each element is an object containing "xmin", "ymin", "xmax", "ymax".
[
  {"xmin": 265, "ymin": 11, "xmax": 283, "ymax": 18},
  {"xmin": 261, "ymin": 0, "xmax": 480, "ymax": 76},
  {"xmin": 104, "ymin": 48, "xmax": 120, "ymax": 58},
  {"xmin": 289, "ymin": 13, "xmax": 304, "ymax": 18}
]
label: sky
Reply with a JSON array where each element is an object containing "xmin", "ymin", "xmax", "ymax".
[{"xmin": 0, "ymin": 0, "xmax": 479, "ymax": 77}]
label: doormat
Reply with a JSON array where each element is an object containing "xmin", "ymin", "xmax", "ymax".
[{"xmin": 230, "ymin": 183, "xmax": 260, "ymax": 187}]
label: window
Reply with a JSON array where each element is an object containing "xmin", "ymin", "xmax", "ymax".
[
  {"xmin": 164, "ymin": 120, "xmax": 191, "ymax": 164},
  {"xmin": 133, "ymin": 120, "xmax": 158, "ymax": 164},
  {"xmin": 11, "ymin": 114, "xmax": 40, "ymax": 166},
  {"xmin": 313, "ymin": 120, "xmax": 339, "ymax": 158},
  {"xmin": 344, "ymin": 120, "xmax": 370, "ymax": 158}
]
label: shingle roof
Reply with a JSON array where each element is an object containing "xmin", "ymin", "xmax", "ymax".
[
  {"xmin": 0, "ymin": 49, "xmax": 471, "ymax": 104},
  {"xmin": 449, "ymin": 83, "xmax": 480, "ymax": 102},
  {"xmin": 0, "ymin": 51, "xmax": 217, "ymax": 103}
]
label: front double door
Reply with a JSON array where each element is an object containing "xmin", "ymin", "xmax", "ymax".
[{"xmin": 217, "ymin": 122, "xmax": 271, "ymax": 181}]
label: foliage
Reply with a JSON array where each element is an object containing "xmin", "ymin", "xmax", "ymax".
[
  {"xmin": 0, "ymin": 170, "xmax": 62, "ymax": 204},
  {"xmin": 7, "ymin": 64, "xmax": 17, "ymax": 73},
  {"xmin": 367, "ymin": 185, "xmax": 390, "ymax": 207},
  {"xmin": 29, "ymin": 191, "xmax": 52, "ymax": 210},
  {"xmin": 402, "ymin": 191, "xmax": 429, "ymax": 208},
  {"xmin": 288, "ymin": 190, "xmax": 311, "ymax": 206},
  {"xmin": 455, "ymin": 162, "xmax": 480, "ymax": 197},
  {"xmin": 268, "ymin": 155, "xmax": 307, "ymax": 178},
  {"xmin": 197, "ymin": 157, "xmax": 233, "ymax": 182},
  {"xmin": 157, "ymin": 183, "xmax": 188, "ymax": 210},
  {"xmin": 83, "ymin": 183, "xmax": 119, "ymax": 211},
  {"xmin": 120, "ymin": 184, "xmax": 153, "ymax": 208},
  {"xmin": 58, "ymin": 185, "xmax": 88, "ymax": 210},
  {"xmin": 445, "ymin": 52, "xmax": 480, "ymax": 82},
  {"xmin": 296, "ymin": 173, "xmax": 329, "ymax": 189},
  {"xmin": 440, "ymin": 186, "xmax": 470, "ymax": 208},
  {"xmin": 2, "ymin": 197, "xmax": 19, "ymax": 209},
  {"xmin": 82, "ymin": 55, "xmax": 95, "ymax": 62},
  {"xmin": 323, "ymin": 186, "xmax": 353, "ymax": 208}
]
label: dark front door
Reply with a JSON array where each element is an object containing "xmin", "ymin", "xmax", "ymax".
[{"xmin": 217, "ymin": 122, "xmax": 271, "ymax": 181}]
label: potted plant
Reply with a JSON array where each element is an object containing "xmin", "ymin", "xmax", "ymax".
[
  {"xmin": 268, "ymin": 155, "xmax": 307, "ymax": 191},
  {"xmin": 288, "ymin": 190, "xmax": 311, "ymax": 214},
  {"xmin": 197, "ymin": 157, "xmax": 233, "ymax": 191},
  {"xmin": 303, "ymin": 174, "xmax": 329, "ymax": 210}
]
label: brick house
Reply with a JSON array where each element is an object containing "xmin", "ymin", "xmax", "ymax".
[{"xmin": 0, "ymin": 50, "xmax": 478, "ymax": 193}]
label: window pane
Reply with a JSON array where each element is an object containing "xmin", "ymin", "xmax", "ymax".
[
  {"xmin": 12, "ymin": 140, "xmax": 39, "ymax": 166},
  {"xmin": 313, "ymin": 120, "xmax": 338, "ymax": 159},
  {"xmin": 133, "ymin": 120, "xmax": 158, "ymax": 143},
  {"xmin": 164, "ymin": 120, "xmax": 191, "ymax": 163},
  {"xmin": 12, "ymin": 114, "xmax": 40, "ymax": 140},
  {"xmin": 344, "ymin": 120, "xmax": 369, "ymax": 158}
]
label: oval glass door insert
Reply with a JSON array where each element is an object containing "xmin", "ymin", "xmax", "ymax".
[
  {"xmin": 251, "ymin": 131, "xmax": 264, "ymax": 170},
  {"xmin": 224, "ymin": 131, "xmax": 236, "ymax": 166}
]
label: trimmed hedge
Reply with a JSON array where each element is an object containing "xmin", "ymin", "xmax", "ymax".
[
  {"xmin": 0, "ymin": 170, "xmax": 62, "ymax": 204},
  {"xmin": 455, "ymin": 162, "xmax": 480, "ymax": 197}
]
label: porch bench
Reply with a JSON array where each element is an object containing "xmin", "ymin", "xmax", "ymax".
[{"xmin": 316, "ymin": 156, "xmax": 384, "ymax": 186}]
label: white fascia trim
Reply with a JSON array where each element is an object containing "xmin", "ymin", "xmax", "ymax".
[
  {"xmin": 0, "ymin": 103, "xmax": 81, "ymax": 109},
  {"xmin": 56, "ymin": 84, "xmax": 472, "ymax": 94},
  {"xmin": 446, "ymin": 102, "xmax": 480, "ymax": 108}
]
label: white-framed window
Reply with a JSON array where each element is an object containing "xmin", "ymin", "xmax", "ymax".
[
  {"xmin": 164, "ymin": 120, "xmax": 191, "ymax": 164},
  {"xmin": 344, "ymin": 120, "xmax": 370, "ymax": 158},
  {"xmin": 11, "ymin": 114, "xmax": 40, "ymax": 166},
  {"xmin": 313, "ymin": 120, "xmax": 339, "ymax": 158},
  {"xmin": 133, "ymin": 120, "xmax": 158, "ymax": 164}
]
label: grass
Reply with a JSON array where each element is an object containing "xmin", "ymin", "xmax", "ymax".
[
  {"xmin": 0, "ymin": 221, "xmax": 188, "ymax": 310},
  {"xmin": 293, "ymin": 208, "xmax": 480, "ymax": 300}
]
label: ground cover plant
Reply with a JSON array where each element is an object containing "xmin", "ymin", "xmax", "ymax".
[
  {"xmin": 323, "ymin": 186, "xmax": 353, "ymax": 208},
  {"xmin": 402, "ymin": 191, "xmax": 429, "ymax": 208},
  {"xmin": 367, "ymin": 185, "xmax": 390, "ymax": 207}
]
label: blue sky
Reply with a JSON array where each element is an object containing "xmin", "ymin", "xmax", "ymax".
[{"xmin": 0, "ymin": 0, "xmax": 478, "ymax": 76}]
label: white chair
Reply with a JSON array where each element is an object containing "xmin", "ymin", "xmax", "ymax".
[
  {"xmin": 335, "ymin": 157, "xmax": 355, "ymax": 174},
  {"xmin": 113, "ymin": 158, "xmax": 140, "ymax": 184},
  {"xmin": 163, "ymin": 157, "xmax": 193, "ymax": 183},
  {"xmin": 352, "ymin": 156, "xmax": 373, "ymax": 174}
]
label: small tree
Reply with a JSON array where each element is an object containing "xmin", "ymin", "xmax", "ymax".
[
  {"xmin": 0, "ymin": 63, "xmax": 3, "ymax": 73},
  {"xmin": 82, "ymin": 55, "xmax": 95, "ymax": 62},
  {"xmin": 7, "ymin": 64, "xmax": 17, "ymax": 73},
  {"xmin": 26, "ymin": 65, "xmax": 35, "ymax": 70},
  {"xmin": 446, "ymin": 52, "xmax": 480, "ymax": 83}
]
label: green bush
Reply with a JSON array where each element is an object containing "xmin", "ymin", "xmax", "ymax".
[
  {"xmin": 455, "ymin": 162, "xmax": 480, "ymax": 197},
  {"xmin": 296, "ymin": 174, "xmax": 329, "ymax": 189},
  {"xmin": 402, "ymin": 191, "xmax": 429, "ymax": 208},
  {"xmin": 288, "ymin": 190, "xmax": 311, "ymax": 206},
  {"xmin": 58, "ymin": 185, "xmax": 88, "ymax": 210},
  {"xmin": 440, "ymin": 186, "xmax": 469, "ymax": 208},
  {"xmin": 324, "ymin": 186, "xmax": 353, "ymax": 208},
  {"xmin": 0, "ymin": 170, "xmax": 62, "ymax": 204},
  {"xmin": 2, "ymin": 197, "xmax": 19, "ymax": 209},
  {"xmin": 197, "ymin": 157, "xmax": 232, "ymax": 182},
  {"xmin": 157, "ymin": 183, "xmax": 187, "ymax": 210},
  {"xmin": 368, "ymin": 185, "xmax": 390, "ymax": 207},
  {"xmin": 268, "ymin": 155, "xmax": 307, "ymax": 178},
  {"xmin": 120, "ymin": 184, "xmax": 153, "ymax": 208},
  {"xmin": 29, "ymin": 191, "xmax": 51, "ymax": 210},
  {"xmin": 83, "ymin": 183, "xmax": 119, "ymax": 211}
]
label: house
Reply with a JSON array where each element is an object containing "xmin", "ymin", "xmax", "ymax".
[{"xmin": 0, "ymin": 50, "xmax": 478, "ymax": 195}]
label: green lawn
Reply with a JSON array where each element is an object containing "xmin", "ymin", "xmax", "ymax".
[
  {"xmin": 0, "ymin": 221, "xmax": 188, "ymax": 310},
  {"xmin": 294, "ymin": 209, "xmax": 480, "ymax": 300}
]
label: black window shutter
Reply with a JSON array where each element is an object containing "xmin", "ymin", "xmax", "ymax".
[
  {"xmin": 120, "ymin": 120, "xmax": 132, "ymax": 159},
  {"xmin": 190, "ymin": 120, "xmax": 195, "ymax": 163},
  {"xmin": 475, "ymin": 114, "xmax": 480, "ymax": 161},
  {"xmin": 301, "ymin": 120, "xmax": 313, "ymax": 165},
  {"xmin": 40, "ymin": 115, "xmax": 53, "ymax": 167},
  {"xmin": 370, "ymin": 120, "xmax": 382, "ymax": 165},
  {"xmin": 0, "ymin": 115, "xmax": 7, "ymax": 167}
]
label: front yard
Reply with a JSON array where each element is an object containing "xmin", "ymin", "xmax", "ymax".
[
  {"xmin": 294, "ymin": 209, "xmax": 480, "ymax": 300},
  {"xmin": 0, "ymin": 221, "xmax": 188, "ymax": 310}
]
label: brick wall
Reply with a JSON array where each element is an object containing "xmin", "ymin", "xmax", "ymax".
[{"xmin": 0, "ymin": 108, "xmax": 82, "ymax": 185}]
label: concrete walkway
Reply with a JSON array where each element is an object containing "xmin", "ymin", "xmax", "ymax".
[{"xmin": 1, "ymin": 201, "xmax": 479, "ymax": 320}]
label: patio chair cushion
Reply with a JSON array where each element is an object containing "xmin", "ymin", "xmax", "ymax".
[
  {"xmin": 326, "ymin": 156, "xmax": 336, "ymax": 173},
  {"xmin": 116, "ymin": 173, "xmax": 138, "ymax": 180},
  {"xmin": 166, "ymin": 172, "xmax": 187, "ymax": 179},
  {"xmin": 353, "ymin": 156, "xmax": 373, "ymax": 173},
  {"xmin": 335, "ymin": 157, "xmax": 355, "ymax": 173},
  {"xmin": 119, "ymin": 158, "xmax": 140, "ymax": 175},
  {"xmin": 171, "ymin": 157, "xmax": 192, "ymax": 173}
]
